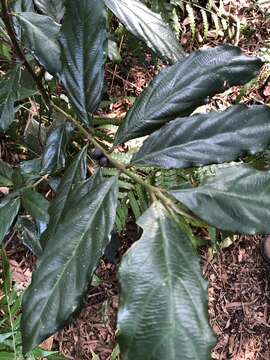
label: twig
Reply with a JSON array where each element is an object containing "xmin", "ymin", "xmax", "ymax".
[{"xmin": 52, "ymin": 103, "xmax": 201, "ymax": 222}]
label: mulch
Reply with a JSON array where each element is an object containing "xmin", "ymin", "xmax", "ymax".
[{"xmin": 204, "ymin": 236, "xmax": 270, "ymax": 360}]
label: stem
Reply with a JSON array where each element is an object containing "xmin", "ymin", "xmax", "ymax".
[
  {"xmin": 93, "ymin": 117, "xmax": 122, "ymax": 126},
  {"xmin": 0, "ymin": 0, "xmax": 51, "ymax": 108},
  {"xmin": 52, "ymin": 103, "xmax": 201, "ymax": 221}
]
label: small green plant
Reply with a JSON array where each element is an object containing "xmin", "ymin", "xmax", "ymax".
[
  {"xmin": 0, "ymin": 247, "xmax": 66, "ymax": 359},
  {"xmin": 0, "ymin": 0, "xmax": 270, "ymax": 359}
]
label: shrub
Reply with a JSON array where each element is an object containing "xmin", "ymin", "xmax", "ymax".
[{"xmin": 0, "ymin": 0, "xmax": 270, "ymax": 359}]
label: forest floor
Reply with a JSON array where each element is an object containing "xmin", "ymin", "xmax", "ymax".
[{"xmin": 1, "ymin": 0, "xmax": 270, "ymax": 359}]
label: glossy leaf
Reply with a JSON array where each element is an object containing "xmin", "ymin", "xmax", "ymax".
[
  {"xmin": 17, "ymin": 69, "xmax": 37, "ymax": 100},
  {"xmin": 18, "ymin": 217, "xmax": 43, "ymax": 256},
  {"xmin": 21, "ymin": 176, "xmax": 118, "ymax": 352},
  {"xmin": 104, "ymin": 0, "xmax": 185, "ymax": 63},
  {"xmin": 23, "ymin": 118, "xmax": 47, "ymax": 155},
  {"xmin": 0, "ymin": 67, "xmax": 20, "ymax": 132},
  {"xmin": 13, "ymin": 0, "xmax": 34, "ymax": 12},
  {"xmin": 59, "ymin": 0, "xmax": 107, "ymax": 127},
  {"xmin": 40, "ymin": 147, "xmax": 87, "ymax": 248},
  {"xmin": 118, "ymin": 202, "xmax": 215, "ymax": 359},
  {"xmin": 114, "ymin": 45, "xmax": 262, "ymax": 145},
  {"xmin": 21, "ymin": 189, "xmax": 49, "ymax": 224},
  {"xmin": 33, "ymin": 0, "xmax": 65, "ymax": 22},
  {"xmin": 132, "ymin": 105, "xmax": 270, "ymax": 168},
  {"xmin": 170, "ymin": 165, "xmax": 270, "ymax": 234},
  {"xmin": 0, "ymin": 197, "xmax": 20, "ymax": 244},
  {"xmin": 0, "ymin": 160, "xmax": 13, "ymax": 186},
  {"xmin": 41, "ymin": 123, "xmax": 73, "ymax": 175},
  {"xmin": 16, "ymin": 12, "xmax": 61, "ymax": 75}
]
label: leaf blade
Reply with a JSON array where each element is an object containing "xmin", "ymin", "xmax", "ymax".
[
  {"xmin": 21, "ymin": 189, "xmax": 49, "ymax": 224},
  {"xmin": 131, "ymin": 105, "xmax": 270, "ymax": 168},
  {"xmin": 21, "ymin": 176, "xmax": 118, "ymax": 352},
  {"xmin": 118, "ymin": 202, "xmax": 215, "ymax": 360},
  {"xmin": 0, "ymin": 67, "xmax": 21, "ymax": 132},
  {"xmin": 0, "ymin": 197, "xmax": 20, "ymax": 244},
  {"xmin": 104, "ymin": 0, "xmax": 185, "ymax": 63},
  {"xmin": 170, "ymin": 165, "xmax": 270, "ymax": 234},
  {"xmin": 16, "ymin": 12, "xmax": 61, "ymax": 75},
  {"xmin": 40, "ymin": 147, "xmax": 87, "ymax": 249},
  {"xmin": 33, "ymin": 0, "xmax": 65, "ymax": 22},
  {"xmin": 59, "ymin": 0, "xmax": 107, "ymax": 127},
  {"xmin": 41, "ymin": 123, "xmax": 73, "ymax": 175},
  {"xmin": 114, "ymin": 45, "xmax": 262, "ymax": 145}
]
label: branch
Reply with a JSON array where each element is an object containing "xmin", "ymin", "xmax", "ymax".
[{"xmin": 52, "ymin": 103, "xmax": 202, "ymax": 223}]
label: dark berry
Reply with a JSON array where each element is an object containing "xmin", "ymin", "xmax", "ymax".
[
  {"xmin": 91, "ymin": 148, "xmax": 103, "ymax": 160},
  {"xmin": 99, "ymin": 156, "xmax": 109, "ymax": 167}
]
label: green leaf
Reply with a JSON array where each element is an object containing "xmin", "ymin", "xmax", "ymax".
[
  {"xmin": 0, "ymin": 67, "xmax": 20, "ymax": 133},
  {"xmin": 59, "ymin": 0, "xmax": 107, "ymax": 127},
  {"xmin": 21, "ymin": 189, "xmax": 49, "ymax": 224},
  {"xmin": 18, "ymin": 217, "xmax": 43, "ymax": 256},
  {"xmin": 41, "ymin": 123, "xmax": 73, "ymax": 175},
  {"xmin": 17, "ymin": 68, "xmax": 37, "ymax": 100},
  {"xmin": 40, "ymin": 147, "xmax": 87, "ymax": 249},
  {"xmin": 21, "ymin": 176, "xmax": 118, "ymax": 352},
  {"xmin": 30, "ymin": 348, "xmax": 61, "ymax": 357},
  {"xmin": 0, "ymin": 197, "xmax": 20, "ymax": 244},
  {"xmin": 108, "ymin": 39, "xmax": 122, "ymax": 63},
  {"xmin": 16, "ymin": 12, "xmax": 61, "ymax": 75},
  {"xmin": 0, "ymin": 352, "xmax": 16, "ymax": 360},
  {"xmin": 33, "ymin": 0, "xmax": 65, "ymax": 22},
  {"xmin": 104, "ymin": 0, "xmax": 185, "ymax": 63},
  {"xmin": 114, "ymin": 45, "xmax": 262, "ymax": 145},
  {"xmin": 131, "ymin": 105, "xmax": 270, "ymax": 168},
  {"xmin": 170, "ymin": 164, "xmax": 270, "ymax": 234},
  {"xmin": 118, "ymin": 202, "xmax": 215, "ymax": 359},
  {"xmin": 23, "ymin": 118, "xmax": 47, "ymax": 156},
  {"xmin": 0, "ymin": 160, "xmax": 13, "ymax": 186}
]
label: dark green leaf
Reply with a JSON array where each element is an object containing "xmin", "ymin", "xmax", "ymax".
[
  {"xmin": 0, "ymin": 197, "xmax": 20, "ymax": 244},
  {"xmin": 17, "ymin": 69, "xmax": 37, "ymax": 100},
  {"xmin": 59, "ymin": 0, "xmax": 107, "ymax": 127},
  {"xmin": 118, "ymin": 202, "xmax": 215, "ymax": 359},
  {"xmin": 22, "ymin": 176, "xmax": 118, "ymax": 352},
  {"xmin": 16, "ymin": 12, "xmax": 61, "ymax": 75},
  {"xmin": 0, "ymin": 160, "xmax": 13, "ymax": 186},
  {"xmin": 41, "ymin": 123, "xmax": 73, "ymax": 175},
  {"xmin": 21, "ymin": 189, "xmax": 49, "ymax": 224},
  {"xmin": 114, "ymin": 45, "xmax": 262, "ymax": 145},
  {"xmin": 132, "ymin": 105, "xmax": 270, "ymax": 168},
  {"xmin": 18, "ymin": 217, "xmax": 43, "ymax": 256},
  {"xmin": 170, "ymin": 164, "xmax": 270, "ymax": 234},
  {"xmin": 20, "ymin": 158, "xmax": 42, "ymax": 178},
  {"xmin": 0, "ymin": 67, "xmax": 20, "ymax": 132},
  {"xmin": 104, "ymin": 0, "xmax": 185, "ymax": 63},
  {"xmin": 23, "ymin": 118, "xmax": 47, "ymax": 155},
  {"xmin": 33, "ymin": 0, "xmax": 65, "ymax": 22},
  {"xmin": 40, "ymin": 147, "xmax": 87, "ymax": 248}
]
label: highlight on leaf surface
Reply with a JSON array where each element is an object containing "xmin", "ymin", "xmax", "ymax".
[
  {"xmin": 114, "ymin": 45, "xmax": 262, "ymax": 145},
  {"xmin": 117, "ymin": 202, "xmax": 216, "ymax": 360}
]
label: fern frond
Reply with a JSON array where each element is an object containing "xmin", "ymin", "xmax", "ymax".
[
  {"xmin": 186, "ymin": 4, "xmax": 196, "ymax": 40},
  {"xmin": 201, "ymin": 9, "xmax": 209, "ymax": 40}
]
